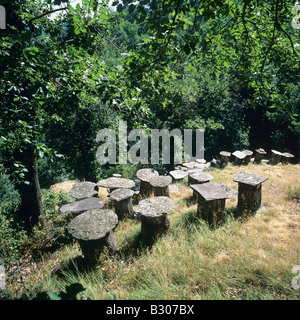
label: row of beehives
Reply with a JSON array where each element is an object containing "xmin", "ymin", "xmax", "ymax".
[{"xmin": 59, "ymin": 166, "xmax": 269, "ymax": 264}]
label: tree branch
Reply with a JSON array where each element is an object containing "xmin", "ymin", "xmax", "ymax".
[{"xmin": 29, "ymin": 7, "xmax": 68, "ymax": 23}]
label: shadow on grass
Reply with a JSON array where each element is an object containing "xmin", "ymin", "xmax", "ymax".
[
  {"xmin": 116, "ymin": 228, "xmax": 160, "ymax": 260},
  {"xmin": 173, "ymin": 205, "xmax": 244, "ymax": 232},
  {"xmin": 52, "ymin": 226, "xmax": 161, "ymax": 277},
  {"xmin": 182, "ymin": 194, "xmax": 198, "ymax": 207}
]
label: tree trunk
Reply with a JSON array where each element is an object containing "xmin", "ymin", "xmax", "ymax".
[
  {"xmin": 139, "ymin": 180, "xmax": 153, "ymax": 199},
  {"xmin": 15, "ymin": 148, "xmax": 44, "ymax": 231},
  {"xmin": 153, "ymin": 186, "xmax": 170, "ymax": 197}
]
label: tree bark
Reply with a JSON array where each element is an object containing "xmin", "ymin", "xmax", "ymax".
[
  {"xmin": 141, "ymin": 216, "xmax": 170, "ymax": 239},
  {"xmin": 153, "ymin": 186, "xmax": 170, "ymax": 197},
  {"xmin": 139, "ymin": 180, "xmax": 153, "ymax": 199},
  {"xmin": 15, "ymin": 148, "xmax": 44, "ymax": 231},
  {"xmin": 113, "ymin": 198, "xmax": 134, "ymax": 220}
]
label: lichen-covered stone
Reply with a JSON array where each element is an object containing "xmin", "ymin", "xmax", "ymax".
[
  {"xmin": 281, "ymin": 152, "xmax": 294, "ymax": 164},
  {"xmin": 232, "ymin": 151, "xmax": 247, "ymax": 159},
  {"xmin": 135, "ymin": 196, "xmax": 174, "ymax": 224},
  {"xmin": 60, "ymin": 197, "xmax": 104, "ymax": 216},
  {"xmin": 191, "ymin": 182, "xmax": 237, "ymax": 201},
  {"xmin": 69, "ymin": 181, "xmax": 98, "ymax": 200},
  {"xmin": 109, "ymin": 189, "xmax": 134, "ymax": 219},
  {"xmin": 97, "ymin": 177, "xmax": 135, "ymax": 191},
  {"xmin": 136, "ymin": 168, "xmax": 159, "ymax": 182},
  {"xmin": 233, "ymin": 172, "xmax": 268, "ymax": 214},
  {"xmin": 109, "ymin": 188, "xmax": 134, "ymax": 202},
  {"xmin": 233, "ymin": 172, "xmax": 268, "ymax": 186},
  {"xmin": 188, "ymin": 172, "xmax": 213, "ymax": 185},
  {"xmin": 169, "ymin": 170, "xmax": 188, "ymax": 182},
  {"xmin": 220, "ymin": 151, "xmax": 231, "ymax": 158},
  {"xmin": 67, "ymin": 209, "xmax": 118, "ymax": 241},
  {"xmin": 149, "ymin": 175, "xmax": 172, "ymax": 188},
  {"xmin": 254, "ymin": 148, "xmax": 267, "ymax": 163}
]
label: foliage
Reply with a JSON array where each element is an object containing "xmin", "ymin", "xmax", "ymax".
[
  {"xmin": 0, "ymin": 174, "xmax": 20, "ymax": 203},
  {"xmin": 0, "ymin": 188, "xmax": 70, "ymax": 266},
  {"xmin": 0, "ymin": 194, "xmax": 27, "ymax": 265},
  {"xmin": 22, "ymin": 190, "xmax": 71, "ymax": 253},
  {"xmin": 286, "ymin": 185, "xmax": 300, "ymax": 202},
  {"xmin": 21, "ymin": 283, "xmax": 85, "ymax": 300},
  {"xmin": 112, "ymin": 0, "xmax": 300, "ymax": 156}
]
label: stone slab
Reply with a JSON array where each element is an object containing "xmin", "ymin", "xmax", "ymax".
[
  {"xmin": 67, "ymin": 209, "xmax": 118, "ymax": 241},
  {"xmin": 233, "ymin": 172, "xmax": 268, "ymax": 186},
  {"xmin": 255, "ymin": 148, "xmax": 267, "ymax": 155},
  {"xmin": 282, "ymin": 152, "xmax": 294, "ymax": 158},
  {"xmin": 189, "ymin": 172, "xmax": 214, "ymax": 183},
  {"xmin": 109, "ymin": 188, "xmax": 134, "ymax": 201},
  {"xmin": 232, "ymin": 151, "xmax": 247, "ymax": 159},
  {"xmin": 135, "ymin": 196, "xmax": 174, "ymax": 223},
  {"xmin": 136, "ymin": 168, "xmax": 159, "ymax": 182},
  {"xmin": 195, "ymin": 158, "xmax": 206, "ymax": 164},
  {"xmin": 69, "ymin": 181, "xmax": 98, "ymax": 200},
  {"xmin": 220, "ymin": 151, "xmax": 231, "ymax": 157},
  {"xmin": 97, "ymin": 177, "xmax": 135, "ymax": 189},
  {"xmin": 190, "ymin": 182, "xmax": 237, "ymax": 201},
  {"xmin": 242, "ymin": 150, "xmax": 253, "ymax": 156},
  {"xmin": 271, "ymin": 149, "xmax": 284, "ymax": 156},
  {"xmin": 60, "ymin": 197, "xmax": 104, "ymax": 215},
  {"xmin": 149, "ymin": 175, "xmax": 172, "ymax": 187},
  {"xmin": 169, "ymin": 170, "xmax": 188, "ymax": 180}
]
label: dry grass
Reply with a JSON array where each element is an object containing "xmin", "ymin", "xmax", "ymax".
[
  {"xmin": 6, "ymin": 163, "xmax": 300, "ymax": 300},
  {"xmin": 50, "ymin": 180, "xmax": 80, "ymax": 194}
]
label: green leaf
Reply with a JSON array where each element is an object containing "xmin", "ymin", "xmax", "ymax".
[{"xmin": 49, "ymin": 292, "xmax": 62, "ymax": 300}]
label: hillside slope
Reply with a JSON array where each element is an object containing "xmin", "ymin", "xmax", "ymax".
[{"xmin": 6, "ymin": 163, "xmax": 300, "ymax": 300}]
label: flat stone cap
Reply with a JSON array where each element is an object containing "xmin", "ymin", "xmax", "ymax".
[
  {"xmin": 135, "ymin": 196, "xmax": 174, "ymax": 222},
  {"xmin": 282, "ymin": 152, "xmax": 294, "ymax": 158},
  {"xmin": 187, "ymin": 168, "xmax": 205, "ymax": 175},
  {"xmin": 69, "ymin": 181, "xmax": 98, "ymax": 200},
  {"xmin": 136, "ymin": 168, "xmax": 159, "ymax": 182},
  {"xmin": 182, "ymin": 162, "xmax": 198, "ymax": 168},
  {"xmin": 149, "ymin": 175, "xmax": 172, "ymax": 187},
  {"xmin": 97, "ymin": 177, "xmax": 135, "ymax": 189},
  {"xmin": 109, "ymin": 188, "xmax": 134, "ymax": 201},
  {"xmin": 67, "ymin": 209, "xmax": 118, "ymax": 241},
  {"xmin": 255, "ymin": 148, "xmax": 267, "ymax": 154},
  {"xmin": 271, "ymin": 150, "xmax": 284, "ymax": 156},
  {"xmin": 233, "ymin": 172, "xmax": 268, "ymax": 186},
  {"xmin": 196, "ymin": 158, "xmax": 206, "ymax": 164},
  {"xmin": 242, "ymin": 150, "xmax": 253, "ymax": 156},
  {"xmin": 189, "ymin": 172, "xmax": 214, "ymax": 183},
  {"xmin": 220, "ymin": 151, "xmax": 231, "ymax": 157},
  {"xmin": 169, "ymin": 170, "xmax": 188, "ymax": 179},
  {"xmin": 232, "ymin": 151, "xmax": 247, "ymax": 159},
  {"xmin": 60, "ymin": 197, "xmax": 104, "ymax": 215},
  {"xmin": 190, "ymin": 182, "xmax": 237, "ymax": 201}
]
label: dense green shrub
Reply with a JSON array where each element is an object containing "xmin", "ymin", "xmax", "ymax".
[{"xmin": 0, "ymin": 195, "xmax": 27, "ymax": 265}]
